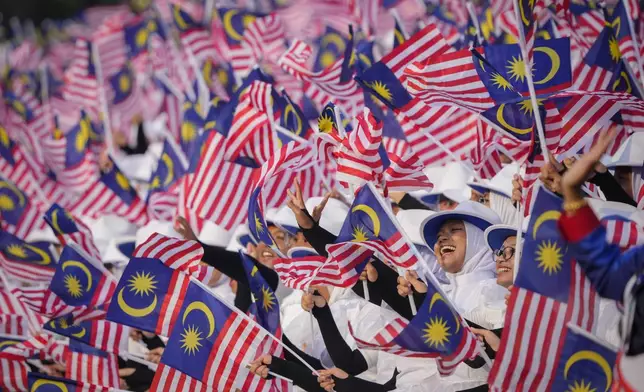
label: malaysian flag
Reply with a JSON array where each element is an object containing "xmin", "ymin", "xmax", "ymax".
[
  {"xmin": 49, "ymin": 245, "xmax": 117, "ymax": 308},
  {"xmin": 243, "ymin": 13, "xmax": 287, "ymax": 65},
  {"xmin": 248, "ymin": 141, "xmax": 315, "ymax": 249},
  {"xmin": 147, "ymin": 139, "xmax": 189, "ymax": 221},
  {"xmin": 45, "ymin": 313, "xmax": 128, "ymax": 354},
  {"xmin": 92, "ymin": 15, "xmax": 128, "ymax": 79},
  {"xmin": 550, "ymin": 323, "xmax": 617, "ymax": 392},
  {"xmin": 274, "ymin": 247, "xmax": 372, "ymax": 290},
  {"xmin": 239, "ymin": 252, "xmax": 289, "ymax": 391},
  {"xmin": 331, "ymin": 182, "xmax": 420, "ymax": 268},
  {"xmin": 349, "ymin": 274, "xmax": 479, "ymax": 375},
  {"xmin": 607, "ymin": 0, "xmax": 643, "ymax": 86},
  {"xmin": 384, "ymin": 152, "xmax": 433, "ymax": 193},
  {"xmin": 187, "ymin": 131, "xmax": 258, "ymax": 230},
  {"xmin": 157, "ymin": 280, "xmax": 270, "ymax": 391},
  {"xmin": 216, "ymin": 8, "xmax": 263, "ymax": 77},
  {"xmin": 488, "ymin": 186, "xmax": 599, "ymax": 391},
  {"xmin": 69, "ymin": 158, "xmax": 149, "ymax": 226},
  {"xmin": 65, "ymin": 341, "xmax": 119, "ymax": 388},
  {"xmin": 0, "ymin": 174, "xmax": 41, "ymax": 239},
  {"xmin": 0, "ymin": 356, "xmax": 29, "ymax": 391},
  {"xmin": 61, "ymin": 39, "xmax": 100, "ymax": 118},
  {"xmin": 28, "ymin": 373, "xmax": 126, "ymax": 392},
  {"xmin": 172, "ymin": 4, "xmax": 218, "ymax": 64},
  {"xmin": 381, "ymin": 110, "xmax": 411, "ymax": 157},
  {"xmin": 44, "ymin": 203, "xmax": 101, "ymax": 263},
  {"xmin": 108, "ymin": 62, "xmax": 142, "ymax": 130},
  {"xmin": 513, "ymin": 0, "xmax": 545, "ymax": 63},
  {"xmin": 10, "ymin": 285, "xmax": 78, "ymax": 319},
  {"xmin": 278, "ymin": 38, "xmax": 363, "ymax": 114},
  {"xmin": 106, "ymin": 235, "xmax": 204, "ymax": 336},
  {"xmin": 0, "ymin": 282, "xmax": 45, "ymax": 336},
  {"xmin": 0, "ymin": 231, "xmax": 56, "ymax": 283},
  {"xmin": 41, "ymin": 115, "xmax": 99, "ymax": 194}
]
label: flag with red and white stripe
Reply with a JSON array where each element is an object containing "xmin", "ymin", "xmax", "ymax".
[{"xmin": 65, "ymin": 343, "xmax": 120, "ymax": 388}]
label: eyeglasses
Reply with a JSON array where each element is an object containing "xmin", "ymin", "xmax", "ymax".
[
  {"xmin": 494, "ymin": 246, "xmax": 515, "ymax": 261},
  {"xmin": 477, "ymin": 196, "xmax": 490, "ymax": 204}
]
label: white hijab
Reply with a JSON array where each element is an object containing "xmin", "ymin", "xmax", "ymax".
[
  {"xmin": 490, "ymin": 192, "xmax": 520, "ymax": 226},
  {"xmin": 442, "ymin": 222, "xmax": 501, "ymax": 315}
]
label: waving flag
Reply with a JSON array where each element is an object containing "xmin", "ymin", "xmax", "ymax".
[
  {"xmin": 550, "ymin": 323, "xmax": 617, "ymax": 392},
  {"xmin": 187, "ymin": 131, "xmax": 258, "ymax": 230},
  {"xmin": 147, "ymin": 139, "xmax": 189, "ymax": 220},
  {"xmin": 0, "ymin": 231, "xmax": 56, "ymax": 282},
  {"xmin": 44, "ymin": 203, "xmax": 101, "ymax": 262},
  {"xmin": 49, "ymin": 246, "xmax": 116, "ymax": 308},
  {"xmin": 0, "ymin": 356, "xmax": 28, "ymax": 391},
  {"xmin": 607, "ymin": 0, "xmax": 644, "ymax": 85},
  {"xmin": 330, "ymin": 182, "xmax": 419, "ymax": 268},
  {"xmin": 240, "ymin": 252, "xmax": 289, "ymax": 391},
  {"xmin": 217, "ymin": 8, "xmax": 263, "ymax": 75},
  {"xmin": 62, "ymin": 39, "xmax": 99, "ymax": 117},
  {"xmin": 42, "ymin": 114, "xmax": 99, "ymax": 194},
  {"xmin": 274, "ymin": 247, "xmax": 372, "ymax": 290},
  {"xmin": 45, "ymin": 313, "xmax": 127, "ymax": 354},
  {"xmin": 106, "ymin": 234, "xmax": 203, "ymax": 336},
  {"xmin": 489, "ymin": 186, "xmax": 599, "ymax": 391},
  {"xmin": 173, "ymin": 4, "xmax": 218, "ymax": 64},
  {"xmin": 313, "ymin": 26, "xmax": 350, "ymax": 71},
  {"xmin": 65, "ymin": 341, "xmax": 119, "ymax": 388},
  {"xmin": 0, "ymin": 174, "xmax": 41, "ymax": 238},
  {"xmin": 108, "ymin": 62, "xmax": 142, "ymax": 129},
  {"xmin": 28, "ymin": 373, "xmax": 118, "ymax": 392},
  {"xmin": 350, "ymin": 277, "xmax": 478, "ymax": 375},
  {"xmin": 69, "ymin": 158, "xmax": 149, "ymax": 226},
  {"xmin": 159, "ymin": 281, "xmax": 269, "ymax": 391}
]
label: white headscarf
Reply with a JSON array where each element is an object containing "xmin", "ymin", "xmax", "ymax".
[
  {"xmin": 489, "ymin": 192, "xmax": 520, "ymax": 226},
  {"xmin": 450, "ymin": 222, "xmax": 496, "ymax": 276},
  {"xmin": 443, "ymin": 222, "xmax": 500, "ymax": 314}
]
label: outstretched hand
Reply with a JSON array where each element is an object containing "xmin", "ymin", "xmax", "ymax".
[
  {"xmin": 174, "ymin": 216, "xmax": 198, "ymax": 241},
  {"xmin": 286, "ymin": 179, "xmax": 330, "ymax": 230},
  {"xmin": 561, "ymin": 129, "xmax": 616, "ymax": 202}
]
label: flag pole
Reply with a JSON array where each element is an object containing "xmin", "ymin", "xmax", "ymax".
[
  {"xmin": 512, "ymin": 165, "xmax": 525, "ymax": 281},
  {"xmin": 365, "ymin": 182, "xmax": 493, "ymax": 367},
  {"xmin": 190, "ymin": 276, "xmax": 321, "ymax": 376},
  {"xmin": 465, "ymin": 2, "xmax": 483, "ymax": 45},
  {"xmin": 120, "ymin": 351, "xmax": 158, "ymax": 371},
  {"xmin": 91, "ymin": 41, "xmax": 115, "ymax": 156},
  {"xmin": 512, "ymin": 1, "xmax": 549, "ymax": 158}
]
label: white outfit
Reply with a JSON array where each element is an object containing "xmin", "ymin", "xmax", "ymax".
[
  {"xmin": 489, "ymin": 192, "xmax": 520, "ymax": 226},
  {"xmin": 280, "ymin": 287, "xmax": 378, "ymax": 389}
]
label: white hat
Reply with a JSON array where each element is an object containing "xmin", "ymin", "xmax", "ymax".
[
  {"xmin": 606, "ymin": 132, "xmax": 644, "ymax": 168},
  {"xmin": 396, "ymin": 209, "xmax": 435, "ymax": 246},
  {"xmin": 198, "ymin": 220, "xmax": 233, "ymax": 247},
  {"xmin": 266, "ymin": 206, "xmax": 299, "ymax": 236},
  {"xmin": 421, "ymin": 201, "xmax": 502, "ymax": 250},
  {"xmin": 102, "ymin": 236, "xmax": 136, "ymax": 264},
  {"xmin": 305, "ymin": 197, "xmax": 349, "ymax": 236},
  {"xmin": 424, "ymin": 162, "xmax": 473, "ymax": 203},
  {"xmin": 587, "ymin": 198, "xmax": 638, "ymax": 220},
  {"xmin": 225, "ymin": 224, "xmax": 253, "ymax": 252},
  {"xmin": 135, "ymin": 220, "xmax": 182, "ymax": 248},
  {"xmin": 468, "ymin": 163, "xmax": 518, "ymax": 199},
  {"xmin": 287, "ymin": 246, "xmax": 319, "ymax": 257},
  {"xmin": 25, "ymin": 226, "xmax": 59, "ymax": 244}
]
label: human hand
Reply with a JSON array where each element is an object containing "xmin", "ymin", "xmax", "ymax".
[
  {"xmin": 397, "ymin": 270, "xmax": 427, "ymax": 297},
  {"xmin": 359, "ymin": 262, "xmax": 378, "ymax": 282},
  {"xmin": 470, "ymin": 328, "xmax": 501, "ymax": 352},
  {"xmin": 561, "ymin": 129, "xmax": 616, "ymax": 202},
  {"xmin": 286, "ymin": 179, "xmax": 316, "ymax": 229},
  {"xmin": 146, "ymin": 347, "xmax": 164, "ymax": 364},
  {"xmin": 248, "ymin": 354, "xmax": 272, "ymax": 379},
  {"xmin": 539, "ymin": 153, "xmax": 564, "ymax": 194},
  {"xmin": 317, "ymin": 368, "xmax": 348, "ymax": 391},
  {"xmin": 505, "ymin": 285, "xmax": 513, "ymax": 306},
  {"xmin": 511, "ymin": 174, "xmax": 523, "ymax": 204},
  {"xmin": 174, "ymin": 216, "xmax": 198, "ymax": 241},
  {"xmin": 302, "ymin": 290, "xmax": 327, "ymax": 312}
]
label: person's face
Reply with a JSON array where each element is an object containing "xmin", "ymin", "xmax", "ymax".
[
  {"xmin": 434, "ymin": 220, "xmax": 467, "ymax": 273},
  {"xmin": 438, "ymin": 198, "xmax": 459, "ymax": 211},
  {"xmin": 495, "ymin": 236, "xmax": 516, "ymax": 288},
  {"xmin": 269, "ymin": 226, "xmax": 289, "ymax": 255},
  {"xmin": 614, "ymin": 167, "xmax": 633, "ymax": 198},
  {"xmin": 254, "ymin": 242, "xmax": 277, "ymax": 268},
  {"xmin": 471, "ymin": 190, "xmax": 491, "ymax": 207},
  {"xmin": 289, "ymin": 232, "xmax": 311, "ymax": 249}
]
